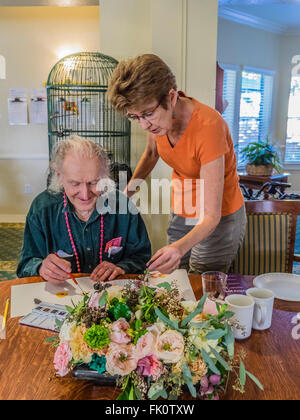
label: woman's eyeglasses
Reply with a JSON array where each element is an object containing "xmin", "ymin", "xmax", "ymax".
[{"xmin": 126, "ymin": 101, "xmax": 161, "ymax": 122}]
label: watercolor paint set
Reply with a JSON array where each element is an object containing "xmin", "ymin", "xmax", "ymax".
[{"xmin": 19, "ymin": 301, "xmax": 68, "ymax": 332}]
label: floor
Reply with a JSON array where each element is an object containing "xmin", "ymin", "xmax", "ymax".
[{"xmin": 0, "ymin": 223, "xmax": 24, "ymax": 281}]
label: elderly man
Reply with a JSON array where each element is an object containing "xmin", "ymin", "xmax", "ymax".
[{"xmin": 17, "ymin": 135, "xmax": 151, "ymax": 283}]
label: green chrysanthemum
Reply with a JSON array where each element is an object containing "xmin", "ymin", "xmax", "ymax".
[{"xmin": 84, "ymin": 324, "xmax": 110, "ymax": 349}]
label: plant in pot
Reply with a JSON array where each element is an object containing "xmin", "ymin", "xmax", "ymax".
[{"xmin": 240, "ymin": 139, "xmax": 282, "ymax": 176}]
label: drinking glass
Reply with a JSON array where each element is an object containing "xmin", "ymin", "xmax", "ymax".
[{"xmin": 201, "ymin": 271, "xmax": 228, "ymax": 301}]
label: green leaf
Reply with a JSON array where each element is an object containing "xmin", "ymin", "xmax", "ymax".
[
  {"xmin": 154, "ymin": 307, "xmax": 185, "ymax": 333},
  {"xmin": 182, "ymin": 362, "xmax": 197, "ymax": 398},
  {"xmin": 150, "ymin": 389, "xmax": 168, "ymax": 400},
  {"xmin": 45, "ymin": 336, "xmax": 58, "ymax": 343},
  {"xmin": 205, "ymin": 329, "xmax": 227, "ymax": 340},
  {"xmin": 224, "ymin": 325, "xmax": 235, "ymax": 358},
  {"xmin": 98, "ymin": 290, "xmax": 108, "ymax": 308},
  {"xmin": 201, "ymin": 348, "xmax": 220, "ymax": 375},
  {"xmin": 55, "ymin": 318, "xmax": 64, "ymax": 330},
  {"xmin": 239, "ymin": 361, "xmax": 246, "ymax": 388},
  {"xmin": 156, "ymin": 282, "xmax": 172, "ymax": 291},
  {"xmin": 128, "ymin": 384, "xmax": 135, "ymax": 400},
  {"xmin": 245, "ymin": 370, "xmax": 264, "ymax": 391},
  {"xmin": 113, "ymin": 302, "xmax": 131, "ymax": 321},
  {"xmin": 65, "ymin": 305, "xmax": 74, "ymax": 314},
  {"xmin": 148, "ymin": 384, "xmax": 167, "ymax": 400},
  {"xmin": 208, "ymin": 345, "xmax": 232, "ymax": 371},
  {"xmin": 189, "ymin": 320, "xmax": 212, "ymax": 330},
  {"xmin": 134, "ymin": 386, "xmax": 143, "ymax": 400},
  {"xmin": 180, "ymin": 293, "xmax": 208, "ymax": 327}
]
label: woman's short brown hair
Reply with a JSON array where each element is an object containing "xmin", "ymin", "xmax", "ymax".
[{"xmin": 107, "ymin": 54, "xmax": 177, "ymax": 112}]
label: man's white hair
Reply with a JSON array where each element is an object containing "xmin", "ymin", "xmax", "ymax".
[{"xmin": 48, "ymin": 135, "xmax": 110, "ymax": 194}]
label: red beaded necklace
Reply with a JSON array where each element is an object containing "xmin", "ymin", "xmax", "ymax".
[{"xmin": 63, "ymin": 192, "xmax": 104, "ymax": 273}]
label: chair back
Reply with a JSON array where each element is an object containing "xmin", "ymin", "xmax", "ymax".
[{"xmin": 232, "ymin": 200, "xmax": 300, "ymax": 275}]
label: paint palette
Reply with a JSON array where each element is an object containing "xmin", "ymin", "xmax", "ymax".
[{"xmin": 19, "ymin": 301, "xmax": 68, "ymax": 332}]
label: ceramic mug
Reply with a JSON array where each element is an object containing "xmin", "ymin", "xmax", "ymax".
[
  {"xmin": 225, "ymin": 294, "xmax": 255, "ymax": 340},
  {"xmin": 246, "ymin": 287, "xmax": 274, "ymax": 330}
]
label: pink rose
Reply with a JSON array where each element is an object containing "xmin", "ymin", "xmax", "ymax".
[
  {"xmin": 105, "ymin": 344, "xmax": 138, "ymax": 376},
  {"xmin": 136, "ymin": 332, "xmax": 157, "ymax": 359},
  {"xmin": 137, "ymin": 354, "xmax": 163, "ymax": 379},
  {"xmin": 109, "ymin": 318, "xmax": 131, "ymax": 344},
  {"xmin": 54, "ymin": 341, "xmax": 72, "ymax": 377},
  {"xmin": 88, "ymin": 292, "xmax": 102, "ymax": 309},
  {"xmin": 203, "ymin": 299, "xmax": 219, "ymax": 316},
  {"xmin": 155, "ymin": 330, "xmax": 184, "ymax": 363}
]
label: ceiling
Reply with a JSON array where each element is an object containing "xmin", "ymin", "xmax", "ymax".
[{"xmin": 219, "ymin": 0, "xmax": 300, "ymax": 33}]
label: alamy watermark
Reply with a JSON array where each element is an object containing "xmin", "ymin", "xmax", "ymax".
[
  {"xmin": 96, "ymin": 171, "xmax": 204, "ymax": 226},
  {"xmin": 292, "ymin": 55, "xmax": 300, "ymax": 77}
]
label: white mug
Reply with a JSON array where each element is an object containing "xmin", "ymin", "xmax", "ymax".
[
  {"xmin": 246, "ymin": 288, "xmax": 274, "ymax": 330},
  {"xmin": 225, "ymin": 294, "xmax": 255, "ymax": 340}
]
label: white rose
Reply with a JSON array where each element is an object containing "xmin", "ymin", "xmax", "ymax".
[{"xmin": 59, "ymin": 320, "xmax": 75, "ymax": 342}]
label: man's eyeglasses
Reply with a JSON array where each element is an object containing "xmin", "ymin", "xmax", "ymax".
[{"xmin": 125, "ymin": 101, "xmax": 161, "ymax": 123}]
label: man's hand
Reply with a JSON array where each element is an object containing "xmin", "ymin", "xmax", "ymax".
[
  {"xmin": 39, "ymin": 254, "xmax": 71, "ymax": 284},
  {"xmin": 90, "ymin": 261, "xmax": 125, "ymax": 282},
  {"xmin": 147, "ymin": 245, "xmax": 182, "ymax": 274}
]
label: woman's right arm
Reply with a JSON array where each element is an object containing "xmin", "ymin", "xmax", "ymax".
[{"xmin": 124, "ymin": 133, "xmax": 159, "ymax": 198}]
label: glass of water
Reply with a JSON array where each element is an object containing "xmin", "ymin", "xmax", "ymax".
[{"xmin": 201, "ymin": 271, "xmax": 228, "ymax": 301}]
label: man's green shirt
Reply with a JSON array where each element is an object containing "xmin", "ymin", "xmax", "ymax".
[{"xmin": 17, "ymin": 190, "xmax": 151, "ymax": 277}]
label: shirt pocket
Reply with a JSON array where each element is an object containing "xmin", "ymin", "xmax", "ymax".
[{"xmin": 108, "ymin": 247, "xmax": 124, "ymax": 263}]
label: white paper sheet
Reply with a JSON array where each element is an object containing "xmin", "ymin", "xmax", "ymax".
[
  {"xmin": 11, "ymin": 277, "xmax": 94, "ymax": 318},
  {"xmin": 8, "ymin": 88, "xmax": 28, "ymax": 125},
  {"xmin": 11, "ymin": 269, "xmax": 195, "ymax": 318},
  {"xmin": 30, "ymin": 88, "xmax": 47, "ymax": 124}
]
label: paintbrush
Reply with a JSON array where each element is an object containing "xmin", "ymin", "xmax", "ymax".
[{"xmin": 54, "ymin": 252, "xmax": 88, "ymax": 296}]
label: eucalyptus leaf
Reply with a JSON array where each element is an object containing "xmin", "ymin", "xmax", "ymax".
[
  {"xmin": 208, "ymin": 345, "xmax": 232, "ymax": 371},
  {"xmin": 182, "ymin": 362, "xmax": 197, "ymax": 398},
  {"xmin": 189, "ymin": 320, "xmax": 212, "ymax": 330},
  {"xmin": 205, "ymin": 329, "xmax": 227, "ymax": 340},
  {"xmin": 156, "ymin": 282, "xmax": 172, "ymax": 291},
  {"xmin": 55, "ymin": 318, "xmax": 64, "ymax": 330},
  {"xmin": 65, "ymin": 305, "xmax": 74, "ymax": 314},
  {"xmin": 239, "ymin": 361, "xmax": 246, "ymax": 388},
  {"xmin": 201, "ymin": 348, "xmax": 220, "ymax": 375},
  {"xmin": 224, "ymin": 326, "xmax": 235, "ymax": 358},
  {"xmin": 181, "ymin": 293, "xmax": 208, "ymax": 327},
  {"xmin": 98, "ymin": 290, "xmax": 108, "ymax": 308},
  {"xmin": 154, "ymin": 307, "xmax": 185, "ymax": 333},
  {"xmin": 246, "ymin": 370, "xmax": 264, "ymax": 391}
]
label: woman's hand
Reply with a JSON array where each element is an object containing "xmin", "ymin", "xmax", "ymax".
[
  {"xmin": 90, "ymin": 261, "xmax": 125, "ymax": 282},
  {"xmin": 39, "ymin": 254, "xmax": 71, "ymax": 284},
  {"xmin": 147, "ymin": 244, "xmax": 182, "ymax": 274}
]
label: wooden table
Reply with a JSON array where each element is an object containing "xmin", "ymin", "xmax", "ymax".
[
  {"xmin": 0, "ymin": 275, "xmax": 299, "ymax": 400},
  {"xmin": 238, "ymin": 172, "xmax": 291, "ymax": 199}
]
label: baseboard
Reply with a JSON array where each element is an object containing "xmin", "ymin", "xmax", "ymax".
[{"xmin": 0, "ymin": 214, "xmax": 26, "ymax": 223}]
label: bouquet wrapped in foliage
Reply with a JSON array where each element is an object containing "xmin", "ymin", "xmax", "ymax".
[{"xmin": 50, "ymin": 277, "xmax": 263, "ymax": 400}]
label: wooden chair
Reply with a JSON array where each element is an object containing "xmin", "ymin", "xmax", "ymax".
[{"xmin": 232, "ymin": 200, "xmax": 300, "ymax": 275}]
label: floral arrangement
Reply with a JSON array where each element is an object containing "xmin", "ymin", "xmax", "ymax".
[{"xmin": 49, "ymin": 276, "xmax": 263, "ymax": 400}]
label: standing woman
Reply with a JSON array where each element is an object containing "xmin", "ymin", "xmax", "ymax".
[{"xmin": 107, "ymin": 54, "xmax": 246, "ymax": 275}]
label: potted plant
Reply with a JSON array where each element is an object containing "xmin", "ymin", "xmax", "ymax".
[{"xmin": 240, "ymin": 139, "xmax": 282, "ymax": 176}]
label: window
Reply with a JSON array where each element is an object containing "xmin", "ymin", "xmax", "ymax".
[
  {"xmin": 222, "ymin": 65, "xmax": 274, "ymax": 167},
  {"xmin": 285, "ymin": 75, "xmax": 300, "ymax": 163}
]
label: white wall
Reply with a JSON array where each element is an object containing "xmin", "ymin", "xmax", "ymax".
[
  {"xmin": 0, "ymin": 6, "xmax": 100, "ymax": 216},
  {"xmin": 100, "ymin": 0, "xmax": 219, "ymax": 251},
  {"xmin": 217, "ymin": 17, "xmax": 300, "ymax": 193}
]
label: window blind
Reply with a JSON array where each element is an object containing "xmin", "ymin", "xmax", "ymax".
[
  {"xmin": 222, "ymin": 66, "xmax": 274, "ymax": 168},
  {"xmin": 285, "ymin": 76, "xmax": 300, "ymax": 163},
  {"xmin": 237, "ymin": 70, "xmax": 274, "ymax": 166},
  {"xmin": 222, "ymin": 69, "xmax": 237, "ymax": 139}
]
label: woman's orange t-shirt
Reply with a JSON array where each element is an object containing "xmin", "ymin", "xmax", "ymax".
[{"xmin": 155, "ymin": 93, "xmax": 244, "ymax": 219}]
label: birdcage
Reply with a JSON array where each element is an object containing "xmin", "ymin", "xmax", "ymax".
[{"xmin": 46, "ymin": 52, "xmax": 131, "ymax": 184}]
